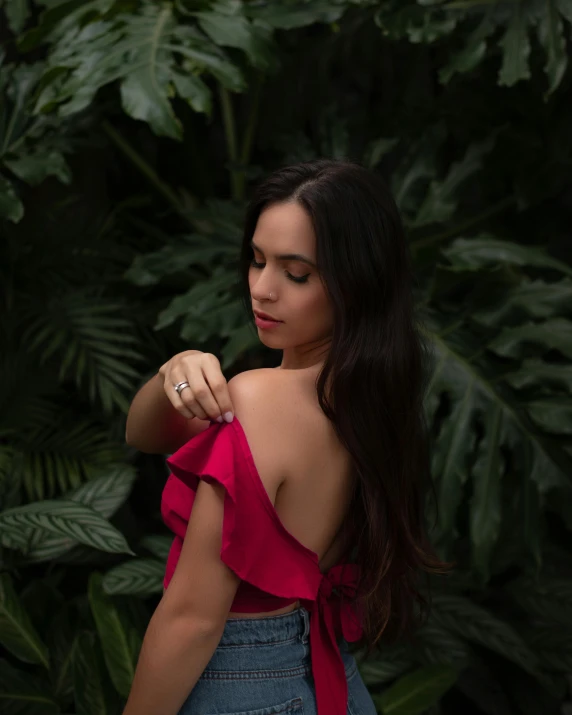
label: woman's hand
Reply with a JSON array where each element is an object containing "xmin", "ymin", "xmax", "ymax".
[{"xmin": 158, "ymin": 350, "xmax": 234, "ymax": 423}]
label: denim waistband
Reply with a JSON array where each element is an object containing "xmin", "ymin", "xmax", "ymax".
[{"xmin": 220, "ymin": 606, "xmax": 311, "ymax": 646}]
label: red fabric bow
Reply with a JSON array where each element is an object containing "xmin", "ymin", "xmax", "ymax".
[{"xmin": 307, "ymin": 563, "xmax": 364, "ymax": 715}]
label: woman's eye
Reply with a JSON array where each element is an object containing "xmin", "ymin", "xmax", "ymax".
[
  {"xmin": 249, "ymin": 258, "xmax": 309, "ymax": 284},
  {"xmin": 288, "ymin": 273, "xmax": 310, "ymax": 284}
]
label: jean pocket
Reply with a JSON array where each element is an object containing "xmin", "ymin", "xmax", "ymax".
[{"xmin": 206, "ymin": 696, "xmax": 304, "ymax": 715}]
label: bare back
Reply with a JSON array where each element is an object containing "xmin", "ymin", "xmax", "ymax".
[{"xmin": 228, "ymin": 366, "xmax": 355, "ymax": 619}]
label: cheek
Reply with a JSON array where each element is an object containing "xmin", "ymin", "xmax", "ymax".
[{"xmin": 299, "ymin": 286, "xmax": 333, "ymax": 325}]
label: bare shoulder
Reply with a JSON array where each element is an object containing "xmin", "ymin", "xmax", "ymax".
[
  {"xmin": 227, "ymin": 368, "xmax": 306, "ymax": 502},
  {"xmin": 228, "ymin": 367, "xmax": 290, "ymax": 405}
]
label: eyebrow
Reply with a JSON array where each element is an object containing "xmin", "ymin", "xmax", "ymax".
[{"xmin": 249, "ymin": 240, "xmax": 316, "ymax": 268}]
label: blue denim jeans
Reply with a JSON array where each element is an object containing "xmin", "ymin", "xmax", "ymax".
[{"xmin": 178, "ymin": 605, "xmax": 377, "ymax": 715}]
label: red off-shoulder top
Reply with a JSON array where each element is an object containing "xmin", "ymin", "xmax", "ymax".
[{"xmin": 161, "ymin": 417, "xmax": 364, "ymax": 715}]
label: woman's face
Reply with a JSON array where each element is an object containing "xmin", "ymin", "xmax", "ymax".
[{"xmin": 248, "ymin": 201, "xmax": 333, "ymax": 368}]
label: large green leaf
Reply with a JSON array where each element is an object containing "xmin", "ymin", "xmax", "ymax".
[
  {"xmin": 440, "ymin": 13, "xmax": 496, "ymax": 84},
  {"xmin": 489, "ymin": 319, "xmax": 572, "ymax": 360},
  {"xmin": 4, "ymin": 148, "xmax": 71, "ymax": 186},
  {"xmin": 0, "ymin": 658, "xmax": 59, "ymax": 715},
  {"xmin": 0, "ymin": 573, "xmax": 49, "ymax": 667},
  {"xmin": 124, "ymin": 232, "xmax": 235, "ymax": 286},
  {"xmin": 527, "ymin": 398, "xmax": 572, "ymax": 435},
  {"xmin": 504, "ymin": 360, "xmax": 572, "ymax": 393},
  {"xmin": 428, "ymin": 324, "xmax": 568, "ymax": 582},
  {"xmin": 374, "ymin": 663, "xmax": 458, "ymax": 715},
  {"xmin": 245, "ymin": 0, "xmax": 346, "ymax": 29},
  {"xmin": 374, "ymin": 4, "xmax": 457, "ymax": 44},
  {"xmin": 25, "ymin": 466, "xmax": 137, "ymax": 563},
  {"xmin": 102, "ymin": 558, "xmax": 165, "ymax": 596},
  {"xmin": 443, "ymin": 235, "xmax": 572, "ymax": 276},
  {"xmin": 0, "ymin": 500, "xmax": 134, "ymax": 555},
  {"xmin": 0, "ymin": 59, "xmax": 72, "ymax": 222},
  {"xmin": 473, "ymin": 279, "xmax": 572, "ymax": 325},
  {"xmin": 194, "ymin": 0, "xmax": 276, "ymax": 71},
  {"xmin": 73, "ymin": 631, "xmax": 108, "ymax": 715},
  {"xmin": 537, "ymin": 0, "xmax": 568, "ymax": 95},
  {"xmin": 411, "ymin": 137, "xmax": 495, "ymax": 228},
  {"xmin": 0, "ymin": 0, "xmax": 31, "ymax": 34},
  {"xmin": 498, "ymin": 1, "xmax": 531, "ymax": 86},
  {"xmin": 88, "ymin": 573, "xmax": 137, "ymax": 698},
  {"xmin": 34, "ymin": 1, "xmax": 245, "ymax": 139},
  {"xmin": 48, "ymin": 606, "xmax": 79, "ymax": 701},
  {"xmin": 155, "ymin": 264, "xmax": 242, "ymax": 342}
]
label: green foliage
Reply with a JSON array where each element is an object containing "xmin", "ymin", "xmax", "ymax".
[
  {"xmin": 0, "ymin": 573, "xmax": 49, "ymax": 667},
  {"xmin": 0, "ymin": 58, "xmax": 71, "ymax": 222},
  {"xmin": 375, "ymin": 0, "xmax": 572, "ymax": 94},
  {"xmin": 0, "ymin": 1, "xmax": 571, "ymax": 713},
  {"xmin": 374, "ymin": 663, "xmax": 459, "ymax": 715},
  {"xmin": 88, "ymin": 573, "xmax": 140, "ymax": 698}
]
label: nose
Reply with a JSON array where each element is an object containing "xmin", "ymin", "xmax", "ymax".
[{"xmin": 249, "ymin": 269, "xmax": 277, "ymax": 302}]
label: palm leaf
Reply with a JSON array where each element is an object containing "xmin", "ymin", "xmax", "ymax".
[
  {"xmin": 24, "ymin": 296, "xmax": 143, "ymax": 414},
  {"xmin": 14, "ymin": 418, "xmax": 124, "ymax": 501}
]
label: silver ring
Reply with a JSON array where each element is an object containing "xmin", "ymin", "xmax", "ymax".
[{"xmin": 174, "ymin": 381, "xmax": 190, "ymax": 396}]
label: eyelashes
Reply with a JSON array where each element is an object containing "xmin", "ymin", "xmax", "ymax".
[{"xmin": 250, "ymin": 259, "xmax": 310, "ymax": 284}]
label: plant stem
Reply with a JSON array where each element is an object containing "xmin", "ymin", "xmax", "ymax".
[
  {"xmin": 101, "ymin": 120, "xmax": 190, "ymax": 221},
  {"xmin": 218, "ymin": 85, "xmax": 241, "ymax": 200},
  {"xmin": 410, "ymin": 196, "xmax": 516, "ymax": 253}
]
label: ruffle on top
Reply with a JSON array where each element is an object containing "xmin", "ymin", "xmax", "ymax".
[{"xmin": 161, "ymin": 418, "xmax": 364, "ymax": 715}]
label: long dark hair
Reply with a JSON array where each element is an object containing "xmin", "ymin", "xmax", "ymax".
[{"xmin": 238, "ymin": 159, "xmax": 451, "ymax": 657}]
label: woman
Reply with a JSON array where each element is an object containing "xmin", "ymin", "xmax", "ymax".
[{"xmin": 124, "ymin": 159, "xmax": 450, "ymax": 715}]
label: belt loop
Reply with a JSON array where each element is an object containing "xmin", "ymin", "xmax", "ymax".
[{"xmin": 300, "ymin": 605, "xmax": 311, "ymax": 642}]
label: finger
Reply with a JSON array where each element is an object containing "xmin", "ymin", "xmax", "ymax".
[
  {"xmin": 165, "ymin": 370, "xmax": 195, "ymax": 420},
  {"xmin": 183, "ymin": 363, "xmax": 221, "ymax": 421},
  {"xmin": 202, "ymin": 356, "xmax": 234, "ymax": 421}
]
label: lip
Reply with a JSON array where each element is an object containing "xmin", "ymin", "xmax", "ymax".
[{"xmin": 253, "ymin": 310, "xmax": 282, "ymax": 323}]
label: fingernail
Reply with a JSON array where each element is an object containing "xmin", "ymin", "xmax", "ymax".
[
  {"xmin": 216, "ymin": 416, "xmax": 223, "ymax": 423},
  {"xmin": 223, "ymin": 412, "xmax": 234, "ymax": 423}
]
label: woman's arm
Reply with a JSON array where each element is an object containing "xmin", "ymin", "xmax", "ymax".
[
  {"xmin": 125, "ymin": 373, "xmax": 211, "ymax": 454},
  {"xmin": 126, "ymin": 351, "xmax": 234, "ymax": 454},
  {"xmin": 121, "ymin": 606, "xmax": 224, "ymax": 715}
]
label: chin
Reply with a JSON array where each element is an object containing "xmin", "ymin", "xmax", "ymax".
[{"xmin": 257, "ymin": 334, "xmax": 283, "ymax": 347}]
